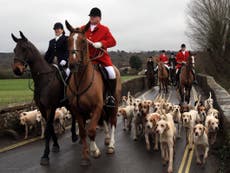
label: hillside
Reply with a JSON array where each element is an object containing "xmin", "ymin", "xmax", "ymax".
[{"xmin": 0, "ymin": 51, "xmax": 160, "ymax": 78}]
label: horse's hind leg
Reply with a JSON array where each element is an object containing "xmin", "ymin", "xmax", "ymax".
[
  {"xmin": 106, "ymin": 108, "xmax": 117, "ymax": 154},
  {"xmin": 103, "ymin": 120, "xmax": 111, "ymax": 146},
  {"xmin": 179, "ymin": 87, "xmax": 184, "ymax": 103},
  {"xmin": 159, "ymin": 81, "xmax": 162, "ymax": 93},
  {"xmin": 186, "ymin": 87, "xmax": 191, "ymax": 104},
  {"xmin": 40, "ymin": 109, "xmax": 56, "ymax": 166},
  {"xmin": 76, "ymin": 114, "xmax": 90, "ymax": 166},
  {"xmin": 70, "ymin": 108, "xmax": 79, "ymax": 142}
]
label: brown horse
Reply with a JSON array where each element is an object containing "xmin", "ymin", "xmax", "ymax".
[
  {"xmin": 179, "ymin": 53, "xmax": 194, "ymax": 103},
  {"xmin": 11, "ymin": 32, "xmax": 78, "ymax": 166},
  {"xmin": 158, "ymin": 62, "xmax": 169, "ymax": 93},
  {"xmin": 65, "ymin": 21, "xmax": 121, "ymax": 166}
]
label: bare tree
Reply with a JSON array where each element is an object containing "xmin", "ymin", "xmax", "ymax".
[{"xmin": 186, "ymin": 0, "xmax": 230, "ymax": 67}]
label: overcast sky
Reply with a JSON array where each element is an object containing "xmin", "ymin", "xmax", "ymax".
[{"xmin": 1, "ymin": 0, "xmax": 191, "ymax": 52}]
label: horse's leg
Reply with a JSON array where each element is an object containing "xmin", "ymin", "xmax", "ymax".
[
  {"xmin": 76, "ymin": 114, "xmax": 90, "ymax": 166},
  {"xmin": 103, "ymin": 120, "xmax": 111, "ymax": 146},
  {"xmin": 107, "ymin": 109, "xmax": 117, "ymax": 154},
  {"xmin": 159, "ymin": 81, "xmax": 162, "ymax": 93},
  {"xmin": 40, "ymin": 109, "xmax": 55, "ymax": 166},
  {"xmin": 70, "ymin": 108, "xmax": 79, "ymax": 142},
  {"xmin": 179, "ymin": 86, "xmax": 184, "ymax": 103},
  {"xmin": 87, "ymin": 107, "xmax": 102, "ymax": 159}
]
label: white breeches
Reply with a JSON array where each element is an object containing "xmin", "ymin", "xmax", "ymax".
[
  {"xmin": 155, "ymin": 64, "xmax": 169, "ymax": 71},
  {"xmin": 105, "ymin": 66, "xmax": 116, "ymax": 79}
]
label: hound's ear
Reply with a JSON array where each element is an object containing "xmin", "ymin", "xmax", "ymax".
[
  {"xmin": 165, "ymin": 123, "xmax": 169, "ymax": 131},
  {"xmin": 193, "ymin": 127, "xmax": 196, "ymax": 133},
  {"xmin": 65, "ymin": 20, "xmax": 75, "ymax": 33},
  {"xmin": 205, "ymin": 127, "xmax": 208, "ymax": 134},
  {"xmin": 208, "ymin": 120, "xmax": 211, "ymax": 127},
  {"xmin": 11, "ymin": 33, "xmax": 19, "ymax": 43},
  {"xmin": 19, "ymin": 31, "xmax": 28, "ymax": 41}
]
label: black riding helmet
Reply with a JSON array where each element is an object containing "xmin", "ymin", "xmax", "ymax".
[
  {"xmin": 89, "ymin": 7, "xmax": 101, "ymax": 17},
  {"xmin": 181, "ymin": 43, "xmax": 186, "ymax": 48},
  {"xmin": 53, "ymin": 22, "xmax": 64, "ymax": 30}
]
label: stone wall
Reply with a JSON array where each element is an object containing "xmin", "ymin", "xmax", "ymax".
[
  {"xmin": 121, "ymin": 76, "xmax": 148, "ymax": 96},
  {"xmin": 197, "ymin": 73, "xmax": 230, "ymax": 139}
]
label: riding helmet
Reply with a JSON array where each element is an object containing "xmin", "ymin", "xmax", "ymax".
[
  {"xmin": 53, "ymin": 22, "xmax": 64, "ymax": 30},
  {"xmin": 89, "ymin": 7, "xmax": 101, "ymax": 17},
  {"xmin": 181, "ymin": 43, "xmax": 186, "ymax": 48}
]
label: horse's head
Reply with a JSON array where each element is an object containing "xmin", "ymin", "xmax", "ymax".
[
  {"xmin": 11, "ymin": 31, "xmax": 32, "ymax": 76},
  {"xmin": 187, "ymin": 51, "xmax": 196, "ymax": 65},
  {"xmin": 65, "ymin": 20, "xmax": 89, "ymax": 72}
]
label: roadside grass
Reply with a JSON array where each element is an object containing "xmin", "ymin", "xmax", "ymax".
[
  {"xmin": 0, "ymin": 75, "xmax": 141, "ymax": 108},
  {"xmin": 0, "ymin": 79, "xmax": 33, "ymax": 108}
]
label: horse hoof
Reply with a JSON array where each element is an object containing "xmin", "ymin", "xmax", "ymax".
[
  {"xmin": 72, "ymin": 134, "xmax": 79, "ymax": 143},
  {"xmin": 52, "ymin": 145, "xmax": 60, "ymax": 153},
  {"xmin": 91, "ymin": 150, "xmax": 101, "ymax": 159},
  {"xmin": 40, "ymin": 157, "xmax": 49, "ymax": 166},
  {"xmin": 104, "ymin": 138, "xmax": 110, "ymax": 146},
  {"xmin": 107, "ymin": 147, "xmax": 115, "ymax": 154},
  {"xmin": 80, "ymin": 159, "xmax": 91, "ymax": 166}
]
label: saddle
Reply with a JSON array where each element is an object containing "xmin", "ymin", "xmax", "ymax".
[
  {"xmin": 52, "ymin": 64, "xmax": 70, "ymax": 85},
  {"xmin": 96, "ymin": 64, "xmax": 109, "ymax": 81}
]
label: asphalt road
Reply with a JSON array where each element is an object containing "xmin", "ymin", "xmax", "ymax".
[{"xmin": 0, "ymin": 86, "xmax": 219, "ymax": 173}]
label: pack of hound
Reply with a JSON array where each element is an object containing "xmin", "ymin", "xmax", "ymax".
[{"xmin": 118, "ymin": 91, "xmax": 219, "ymax": 173}]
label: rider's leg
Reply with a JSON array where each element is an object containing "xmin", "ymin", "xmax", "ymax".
[
  {"xmin": 105, "ymin": 66, "xmax": 116, "ymax": 107},
  {"xmin": 192, "ymin": 68, "xmax": 198, "ymax": 84},
  {"xmin": 154, "ymin": 65, "xmax": 158, "ymax": 73},
  {"xmin": 175, "ymin": 68, "xmax": 180, "ymax": 87}
]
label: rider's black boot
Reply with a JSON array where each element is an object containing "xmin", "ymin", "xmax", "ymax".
[{"xmin": 105, "ymin": 79, "xmax": 116, "ymax": 108}]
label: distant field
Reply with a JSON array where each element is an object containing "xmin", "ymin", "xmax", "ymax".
[
  {"xmin": 0, "ymin": 75, "xmax": 140, "ymax": 108},
  {"xmin": 0, "ymin": 79, "xmax": 33, "ymax": 108}
]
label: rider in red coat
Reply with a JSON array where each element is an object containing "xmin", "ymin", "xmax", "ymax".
[
  {"xmin": 154, "ymin": 50, "xmax": 169, "ymax": 72},
  {"xmin": 175, "ymin": 49, "xmax": 190, "ymax": 70},
  {"xmin": 175, "ymin": 44, "xmax": 197, "ymax": 84},
  {"xmin": 82, "ymin": 7, "xmax": 117, "ymax": 107}
]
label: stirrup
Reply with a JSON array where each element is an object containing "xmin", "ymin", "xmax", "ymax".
[{"xmin": 105, "ymin": 96, "xmax": 116, "ymax": 108}]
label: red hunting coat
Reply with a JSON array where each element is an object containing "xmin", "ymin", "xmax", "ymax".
[
  {"xmin": 159, "ymin": 54, "xmax": 169, "ymax": 64},
  {"xmin": 82, "ymin": 23, "xmax": 116, "ymax": 66},
  {"xmin": 175, "ymin": 50, "xmax": 190, "ymax": 69}
]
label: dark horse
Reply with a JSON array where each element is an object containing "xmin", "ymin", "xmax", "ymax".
[
  {"xmin": 11, "ymin": 32, "xmax": 78, "ymax": 165},
  {"xmin": 179, "ymin": 53, "xmax": 194, "ymax": 103},
  {"xmin": 146, "ymin": 59, "xmax": 155, "ymax": 89},
  {"xmin": 65, "ymin": 21, "xmax": 121, "ymax": 166}
]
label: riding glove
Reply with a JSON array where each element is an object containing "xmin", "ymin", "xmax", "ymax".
[
  {"xmin": 60, "ymin": 60, "xmax": 67, "ymax": 66},
  {"xmin": 93, "ymin": 42, "xmax": 102, "ymax": 48}
]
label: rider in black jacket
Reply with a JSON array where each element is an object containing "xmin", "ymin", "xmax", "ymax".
[{"xmin": 45, "ymin": 22, "xmax": 69, "ymax": 70}]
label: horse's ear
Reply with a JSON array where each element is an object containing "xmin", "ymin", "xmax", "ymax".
[
  {"xmin": 65, "ymin": 20, "xmax": 75, "ymax": 33},
  {"xmin": 11, "ymin": 33, "xmax": 19, "ymax": 43},
  {"xmin": 82, "ymin": 21, "xmax": 90, "ymax": 33},
  {"xmin": 19, "ymin": 31, "xmax": 28, "ymax": 41}
]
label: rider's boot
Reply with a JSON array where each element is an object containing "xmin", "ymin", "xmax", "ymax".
[
  {"xmin": 192, "ymin": 69, "xmax": 198, "ymax": 85},
  {"xmin": 105, "ymin": 79, "xmax": 116, "ymax": 108}
]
